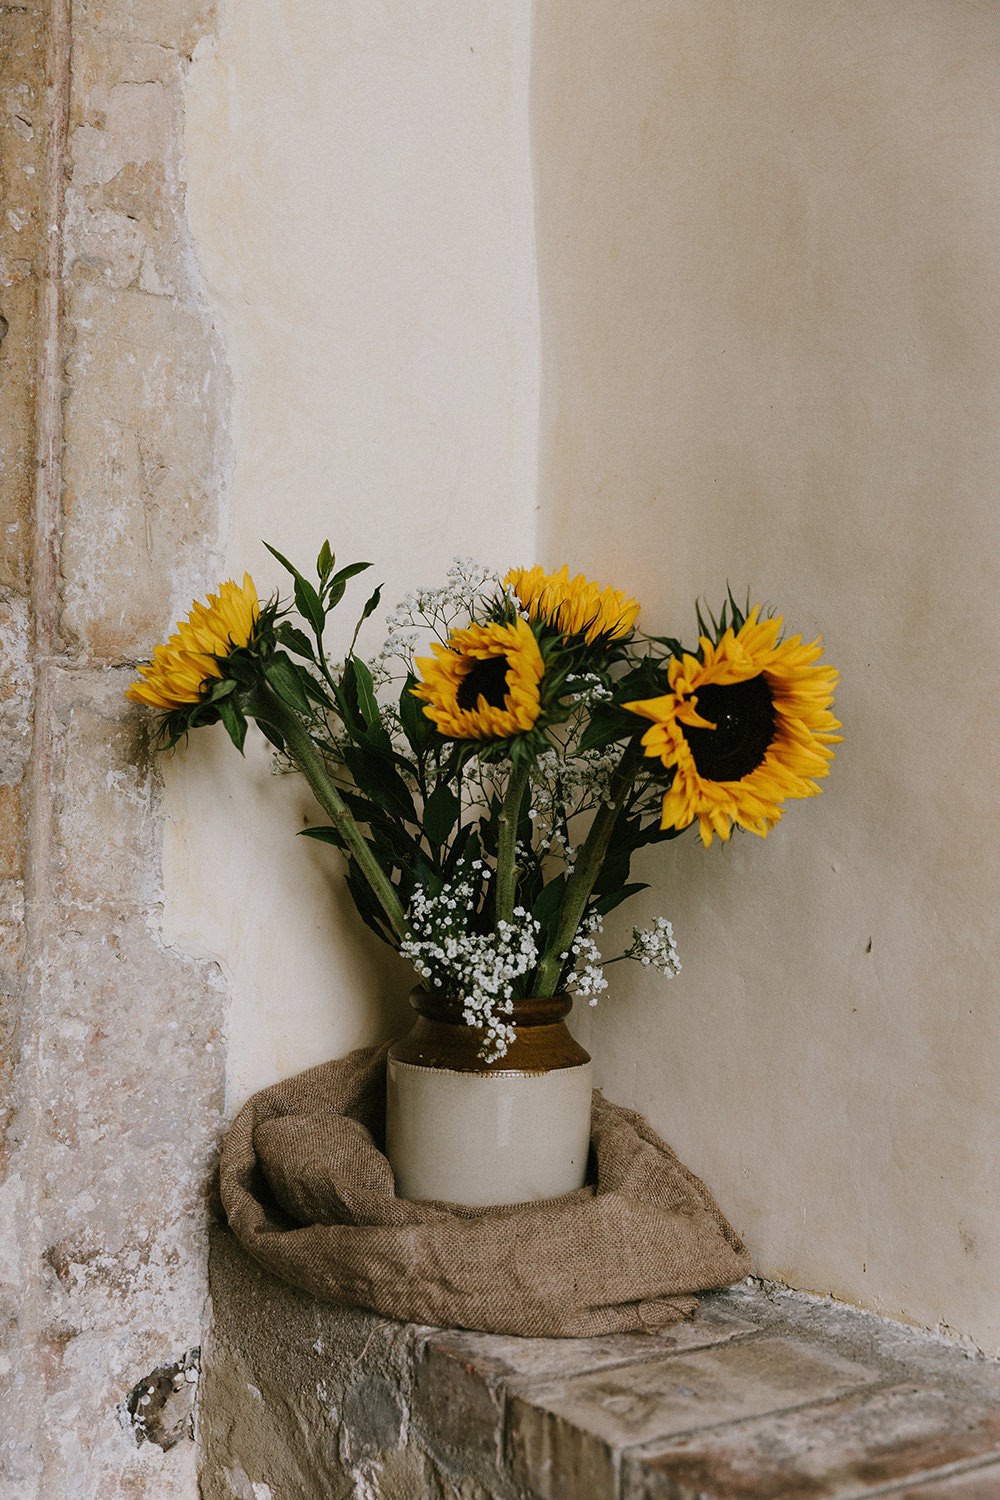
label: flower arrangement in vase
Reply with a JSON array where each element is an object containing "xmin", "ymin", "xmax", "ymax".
[{"xmin": 127, "ymin": 548, "xmax": 840, "ymax": 1204}]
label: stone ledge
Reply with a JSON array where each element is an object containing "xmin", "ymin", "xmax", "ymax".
[{"xmin": 201, "ymin": 1225, "xmax": 1000, "ymax": 1499}]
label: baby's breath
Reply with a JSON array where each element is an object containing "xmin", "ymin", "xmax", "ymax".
[
  {"xmin": 563, "ymin": 912, "xmax": 608, "ymax": 1006},
  {"xmin": 399, "ymin": 872, "xmax": 540, "ymax": 1061},
  {"xmin": 624, "ymin": 917, "xmax": 682, "ymax": 978},
  {"xmin": 386, "ymin": 558, "xmax": 499, "ymax": 640}
]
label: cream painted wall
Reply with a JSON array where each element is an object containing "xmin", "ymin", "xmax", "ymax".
[
  {"xmin": 176, "ymin": 2, "xmax": 539, "ymax": 1103},
  {"xmin": 532, "ymin": 1, "xmax": 1000, "ymax": 1351},
  {"xmin": 173, "ymin": 0, "xmax": 1000, "ymax": 1353}
]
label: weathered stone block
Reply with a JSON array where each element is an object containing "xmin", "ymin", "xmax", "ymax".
[
  {"xmin": 889, "ymin": 1465, "xmax": 1000, "ymax": 1497},
  {"xmin": 73, "ymin": 0, "xmax": 217, "ymax": 59},
  {"xmin": 128, "ymin": 0, "xmax": 217, "ymax": 58},
  {"xmin": 21, "ymin": 904, "xmax": 224, "ymax": 1305},
  {"xmin": 425, "ymin": 1304, "xmax": 760, "ymax": 1385},
  {"xmin": 66, "ymin": 59, "xmax": 197, "ymax": 298},
  {"xmin": 0, "ymin": 5, "xmax": 45, "ymax": 595},
  {"xmin": 0, "ymin": 783, "xmax": 24, "ymax": 883},
  {"xmin": 626, "ymin": 1383, "xmax": 1000, "ymax": 1500},
  {"xmin": 71, "ymin": 18, "xmax": 189, "ymax": 114},
  {"xmin": 413, "ymin": 1306, "xmax": 760, "ymax": 1466},
  {"xmin": 71, "ymin": 78, "xmax": 177, "ymax": 189},
  {"xmin": 64, "ymin": 186, "xmax": 149, "ymax": 289},
  {"xmin": 0, "ymin": 592, "xmax": 32, "ymax": 785},
  {"xmin": 60, "ymin": 278, "xmax": 226, "ymax": 655},
  {"xmin": 201, "ymin": 1227, "xmax": 419, "ymax": 1500},
  {"xmin": 413, "ymin": 1336, "xmax": 509, "ymax": 1465},
  {"xmin": 0, "ymin": 280, "xmax": 40, "ymax": 589},
  {"xmin": 508, "ymin": 1335, "xmax": 879, "ymax": 1500},
  {"xmin": 1, "ymin": 897, "xmax": 224, "ymax": 1495},
  {"xmin": 65, "ymin": 161, "xmax": 191, "ymax": 297},
  {"xmin": 49, "ymin": 663, "xmax": 162, "ymax": 908}
]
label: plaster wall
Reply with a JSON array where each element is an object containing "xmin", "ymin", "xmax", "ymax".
[
  {"xmin": 531, "ymin": 1, "xmax": 1000, "ymax": 1352},
  {"xmin": 178, "ymin": 0, "xmax": 540, "ymax": 1104},
  {"xmin": 174, "ymin": 0, "xmax": 1000, "ymax": 1357},
  {"xmin": 3, "ymin": 1, "xmax": 230, "ymax": 1494}
]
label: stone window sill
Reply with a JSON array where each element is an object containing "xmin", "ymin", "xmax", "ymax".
[{"xmin": 201, "ymin": 1225, "xmax": 1000, "ymax": 1499}]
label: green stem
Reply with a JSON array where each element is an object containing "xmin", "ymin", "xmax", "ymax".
[
  {"xmin": 533, "ymin": 740, "xmax": 644, "ymax": 997},
  {"xmin": 246, "ymin": 683, "xmax": 408, "ymax": 943},
  {"xmin": 494, "ymin": 756, "xmax": 531, "ymax": 925}
]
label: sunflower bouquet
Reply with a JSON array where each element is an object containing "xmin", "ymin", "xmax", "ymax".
[{"xmin": 127, "ymin": 547, "xmax": 840, "ymax": 1058}]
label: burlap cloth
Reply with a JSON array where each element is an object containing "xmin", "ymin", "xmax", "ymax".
[{"xmin": 219, "ymin": 1044, "xmax": 751, "ymax": 1338}]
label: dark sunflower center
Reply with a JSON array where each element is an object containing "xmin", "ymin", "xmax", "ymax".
[
  {"xmin": 682, "ymin": 675, "xmax": 776, "ymax": 781},
  {"xmin": 457, "ymin": 655, "xmax": 510, "ymax": 711}
]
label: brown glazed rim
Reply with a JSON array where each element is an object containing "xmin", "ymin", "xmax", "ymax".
[
  {"xmin": 407, "ymin": 987, "xmax": 573, "ymax": 1028},
  {"xmin": 389, "ymin": 987, "xmax": 590, "ymax": 1073}
]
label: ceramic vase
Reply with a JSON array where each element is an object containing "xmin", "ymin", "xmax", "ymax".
[{"xmin": 385, "ymin": 989, "xmax": 593, "ymax": 1206}]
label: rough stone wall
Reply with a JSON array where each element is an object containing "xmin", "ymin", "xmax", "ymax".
[
  {"xmin": 1, "ymin": 2, "xmax": 229, "ymax": 1495},
  {"xmin": 201, "ymin": 1227, "xmax": 1000, "ymax": 1500},
  {"xmin": 201, "ymin": 1227, "xmax": 536, "ymax": 1500},
  {"xmin": 0, "ymin": 0, "xmax": 45, "ymax": 1168}
]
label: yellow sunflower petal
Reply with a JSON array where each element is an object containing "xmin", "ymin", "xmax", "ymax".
[
  {"xmin": 412, "ymin": 616, "xmax": 544, "ymax": 742},
  {"xmin": 505, "ymin": 563, "xmax": 639, "ymax": 645},
  {"xmin": 125, "ymin": 574, "xmax": 259, "ymax": 712},
  {"xmin": 626, "ymin": 606, "xmax": 840, "ymax": 846}
]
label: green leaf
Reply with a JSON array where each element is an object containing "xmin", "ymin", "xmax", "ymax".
[
  {"xmin": 528, "ymin": 875, "xmax": 567, "ymax": 951},
  {"xmin": 349, "ymin": 584, "xmax": 383, "ymax": 653},
  {"xmin": 439, "ymin": 823, "xmax": 476, "ymax": 880},
  {"xmin": 341, "ymin": 743, "xmax": 417, "ymax": 823},
  {"xmin": 257, "ymin": 719, "xmax": 286, "ymax": 754},
  {"xmin": 216, "ymin": 696, "xmax": 248, "ymax": 754},
  {"xmin": 642, "ymin": 634, "xmax": 686, "ymax": 657},
  {"xmin": 299, "ymin": 824, "xmax": 346, "ymax": 850},
  {"xmin": 592, "ymin": 841, "xmax": 634, "ymax": 897},
  {"xmin": 344, "ymin": 857, "xmax": 396, "ymax": 946},
  {"xmin": 578, "ymin": 705, "xmax": 633, "ymax": 753},
  {"xmin": 634, "ymin": 819, "xmax": 688, "ymax": 848},
  {"xmin": 219, "ymin": 651, "xmax": 260, "ymax": 687},
  {"xmin": 262, "ymin": 653, "xmax": 313, "ymax": 715},
  {"xmin": 293, "ymin": 573, "xmax": 325, "ymax": 637},
  {"xmin": 299, "ymin": 673, "xmax": 336, "ymax": 709},
  {"xmin": 422, "ymin": 783, "xmax": 460, "ymax": 847},
  {"xmin": 591, "ymin": 882, "xmax": 648, "ymax": 918},
  {"xmin": 203, "ymin": 676, "xmax": 238, "ymax": 701},
  {"xmin": 317, "ymin": 539, "xmax": 334, "ymax": 580},
  {"xmin": 263, "ymin": 541, "xmax": 326, "ymax": 636},
  {"xmin": 532, "ymin": 875, "xmax": 567, "ymax": 926},
  {"xmin": 262, "ymin": 541, "xmax": 301, "ymax": 580},
  {"xmin": 359, "ymin": 583, "xmax": 382, "ymax": 622},
  {"xmin": 330, "ymin": 560, "xmax": 372, "ymax": 589},
  {"xmin": 399, "ymin": 675, "xmax": 433, "ymax": 753},
  {"xmin": 350, "ymin": 655, "xmax": 381, "ymax": 732},
  {"xmin": 275, "ymin": 622, "xmax": 317, "ymax": 661},
  {"xmin": 327, "ymin": 560, "xmax": 372, "ymax": 608}
]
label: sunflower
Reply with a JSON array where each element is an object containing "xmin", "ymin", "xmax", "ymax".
[
  {"xmin": 126, "ymin": 574, "xmax": 260, "ymax": 711},
  {"xmin": 624, "ymin": 608, "xmax": 840, "ymax": 847},
  {"xmin": 412, "ymin": 616, "xmax": 544, "ymax": 741},
  {"xmin": 505, "ymin": 564, "xmax": 640, "ymax": 646}
]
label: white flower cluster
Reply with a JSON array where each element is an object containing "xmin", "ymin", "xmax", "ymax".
[
  {"xmin": 399, "ymin": 871, "xmax": 541, "ymax": 1061},
  {"xmin": 625, "ymin": 917, "xmax": 682, "ymax": 977},
  {"xmin": 565, "ymin": 672, "xmax": 615, "ymax": 707},
  {"xmin": 391, "ymin": 557, "xmax": 498, "ymax": 638},
  {"xmin": 527, "ymin": 744, "xmax": 620, "ymax": 861},
  {"xmin": 562, "ymin": 911, "xmax": 608, "ymax": 1005},
  {"xmin": 368, "ymin": 632, "xmax": 416, "ymax": 687},
  {"xmin": 369, "ymin": 556, "xmax": 500, "ymax": 686}
]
